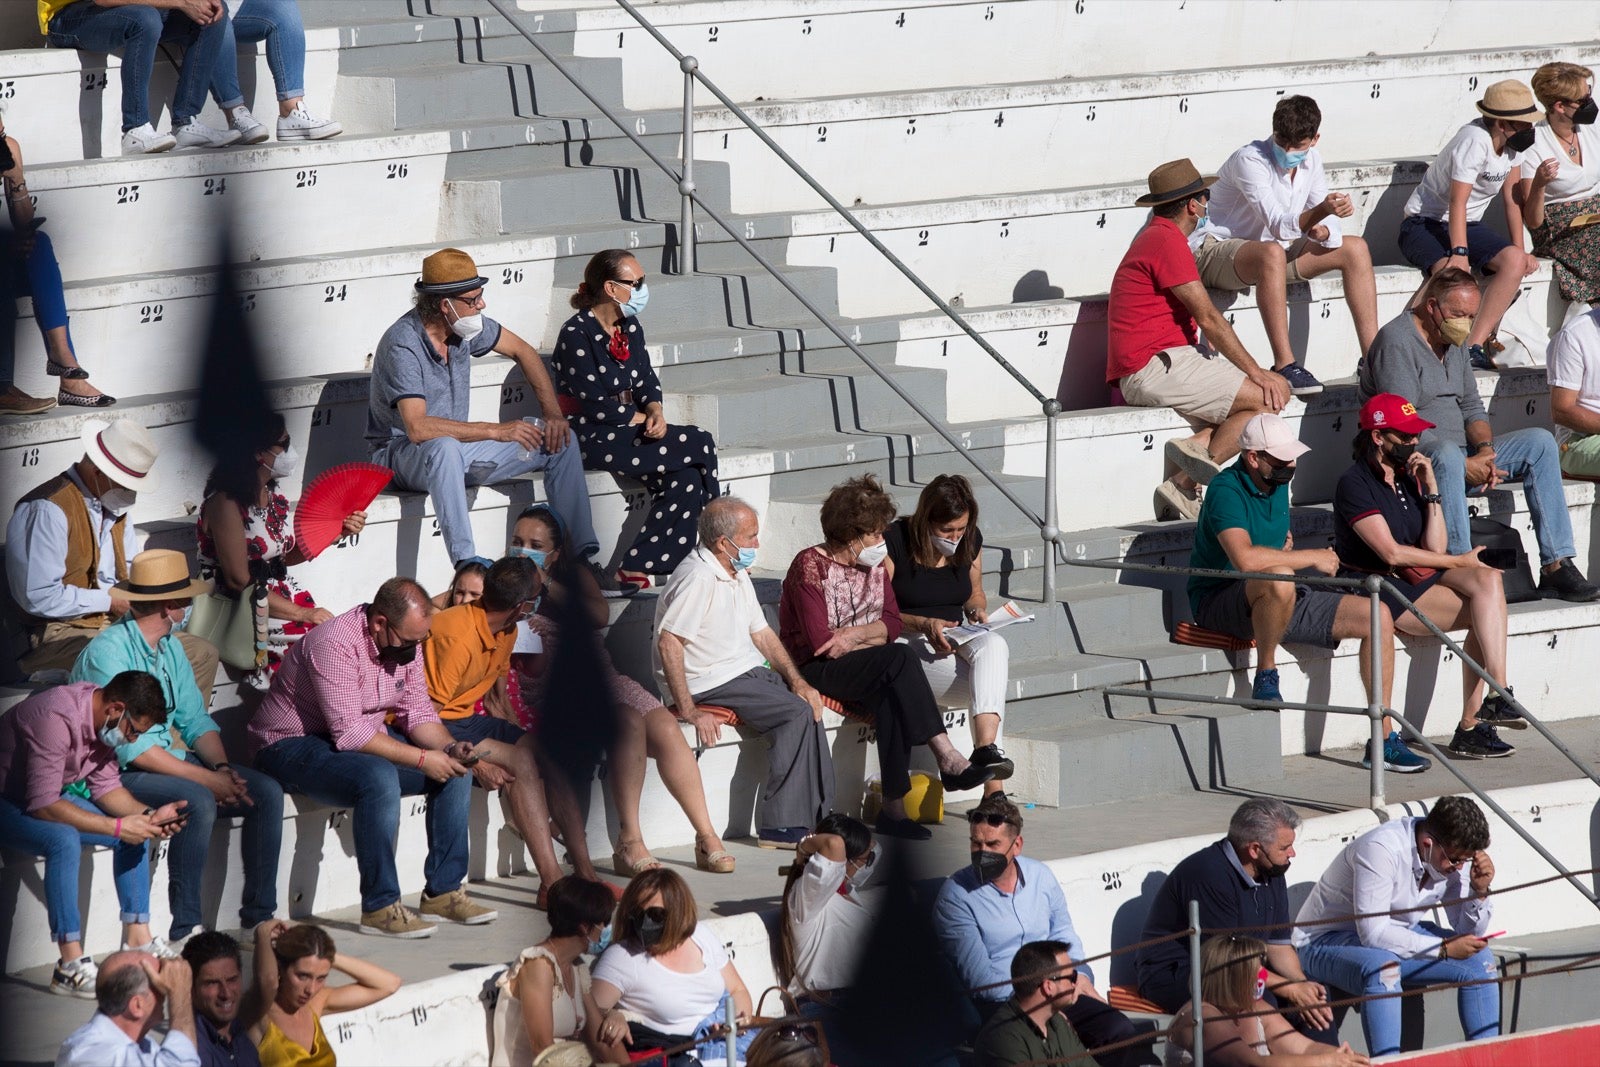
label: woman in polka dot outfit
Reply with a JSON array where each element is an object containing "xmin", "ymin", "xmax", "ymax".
[{"xmin": 551, "ymin": 249, "xmax": 719, "ymax": 589}]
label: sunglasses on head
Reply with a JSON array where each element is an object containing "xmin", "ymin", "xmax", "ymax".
[
  {"xmin": 966, "ymin": 810, "xmax": 1018, "ymax": 828},
  {"xmin": 772, "ymin": 1023, "xmax": 820, "ymax": 1047}
]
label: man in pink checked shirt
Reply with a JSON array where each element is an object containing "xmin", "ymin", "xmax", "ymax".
[{"xmin": 248, "ymin": 577, "xmax": 496, "ymax": 940}]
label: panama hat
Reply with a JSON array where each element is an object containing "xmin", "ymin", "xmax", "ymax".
[
  {"xmin": 1475, "ymin": 80, "xmax": 1539, "ymax": 121},
  {"xmin": 1135, "ymin": 158, "xmax": 1219, "ymax": 207},
  {"xmin": 415, "ymin": 247, "xmax": 489, "ymax": 296},
  {"xmin": 113, "ymin": 549, "xmax": 211, "ymax": 601},
  {"xmin": 79, "ymin": 419, "xmax": 160, "ymax": 492}
]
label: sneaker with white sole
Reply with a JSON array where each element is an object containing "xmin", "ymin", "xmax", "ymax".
[
  {"xmin": 277, "ymin": 105, "xmax": 342, "ymax": 141},
  {"xmin": 360, "ymin": 902, "xmax": 434, "ymax": 938},
  {"xmin": 418, "ymin": 887, "xmax": 498, "ymax": 925},
  {"xmin": 174, "ymin": 119, "xmax": 242, "ymax": 149},
  {"xmin": 1273, "ymin": 362, "xmax": 1324, "ymax": 396},
  {"xmin": 226, "ymin": 106, "xmax": 269, "ymax": 144},
  {"xmin": 123, "ymin": 936, "xmax": 183, "ymax": 960},
  {"xmin": 121, "ymin": 122, "xmax": 177, "ymax": 155},
  {"xmin": 1154, "ymin": 476, "xmax": 1202, "ymax": 521},
  {"xmin": 1165, "ymin": 436, "xmax": 1223, "ymax": 486},
  {"xmin": 51, "ymin": 955, "xmax": 98, "ymax": 998}
]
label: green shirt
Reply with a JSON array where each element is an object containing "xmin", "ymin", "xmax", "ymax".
[
  {"xmin": 1188, "ymin": 461, "xmax": 1289, "ymax": 615},
  {"xmin": 973, "ymin": 998, "xmax": 1090, "ymax": 1067}
]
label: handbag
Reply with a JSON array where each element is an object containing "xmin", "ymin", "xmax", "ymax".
[
  {"xmin": 1469, "ymin": 516, "xmax": 1540, "ymax": 604},
  {"xmin": 186, "ymin": 583, "xmax": 267, "ymax": 670}
]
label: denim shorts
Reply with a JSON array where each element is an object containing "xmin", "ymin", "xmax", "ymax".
[{"xmin": 1398, "ymin": 215, "xmax": 1510, "ymax": 274}]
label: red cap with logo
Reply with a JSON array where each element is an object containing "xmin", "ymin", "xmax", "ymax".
[{"xmin": 1359, "ymin": 393, "xmax": 1435, "ymax": 435}]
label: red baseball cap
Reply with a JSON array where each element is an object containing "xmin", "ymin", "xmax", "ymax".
[{"xmin": 1359, "ymin": 393, "xmax": 1435, "ymax": 435}]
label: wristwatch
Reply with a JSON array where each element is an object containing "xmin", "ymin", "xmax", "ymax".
[
  {"xmin": 1421, "ymin": 493, "xmax": 1442, "ymax": 504},
  {"xmin": 1450, "ymin": 246, "xmax": 1470, "ymax": 257},
  {"xmin": 1470, "ymin": 441, "xmax": 1494, "ymax": 455}
]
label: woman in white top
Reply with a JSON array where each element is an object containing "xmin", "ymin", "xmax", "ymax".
[
  {"xmin": 592, "ymin": 869, "xmax": 753, "ymax": 1065},
  {"xmin": 493, "ymin": 876, "xmax": 616, "ymax": 1067},
  {"xmin": 1165, "ymin": 935, "xmax": 1367, "ymax": 1067},
  {"xmin": 1519, "ymin": 62, "xmax": 1600, "ymax": 306}
]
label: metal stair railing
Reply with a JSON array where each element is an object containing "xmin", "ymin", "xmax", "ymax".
[
  {"xmin": 1063, "ymin": 555, "xmax": 1600, "ymax": 914},
  {"xmin": 482, "ymin": 0, "xmax": 1066, "ymax": 599}
]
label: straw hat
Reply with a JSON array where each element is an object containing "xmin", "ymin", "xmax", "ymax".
[
  {"xmin": 113, "ymin": 549, "xmax": 211, "ymax": 601},
  {"xmin": 79, "ymin": 419, "xmax": 160, "ymax": 492},
  {"xmin": 1135, "ymin": 158, "xmax": 1219, "ymax": 207},
  {"xmin": 1475, "ymin": 80, "xmax": 1539, "ymax": 121},
  {"xmin": 415, "ymin": 248, "xmax": 488, "ymax": 296}
]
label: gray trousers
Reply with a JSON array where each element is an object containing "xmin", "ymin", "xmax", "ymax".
[{"xmin": 695, "ymin": 667, "xmax": 835, "ymax": 832}]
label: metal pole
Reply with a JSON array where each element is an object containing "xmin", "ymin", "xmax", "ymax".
[
  {"xmin": 1189, "ymin": 899, "xmax": 1204, "ymax": 1067},
  {"xmin": 1367, "ymin": 575, "xmax": 1386, "ymax": 811},
  {"xmin": 724, "ymin": 993, "xmax": 736, "ymax": 1066},
  {"xmin": 1043, "ymin": 398, "xmax": 1061, "ymax": 603},
  {"xmin": 678, "ymin": 55, "xmax": 697, "ymax": 273}
]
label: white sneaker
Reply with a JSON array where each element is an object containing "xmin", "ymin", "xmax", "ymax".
[
  {"xmin": 50, "ymin": 955, "xmax": 98, "ymax": 999},
  {"xmin": 277, "ymin": 105, "xmax": 342, "ymax": 141},
  {"xmin": 226, "ymin": 106, "xmax": 269, "ymax": 144},
  {"xmin": 174, "ymin": 119, "xmax": 242, "ymax": 149},
  {"xmin": 121, "ymin": 122, "xmax": 177, "ymax": 155},
  {"xmin": 123, "ymin": 936, "xmax": 184, "ymax": 960}
]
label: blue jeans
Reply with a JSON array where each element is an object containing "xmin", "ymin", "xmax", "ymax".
[
  {"xmin": 46, "ymin": 0, "xmax": 230, "ymax": 130},
  {"xmin": 0, "ymin": 792, "xmax": 149, "ymax": 944},
  {"xmin": 373, "ymin": 434, "xmax": 600, "ymax": 567},
  {"xmin": 4, "ymin": 229, "xmax": 74, "ymax": 387},
  {"xmin": 120, "ymin": 753, "xmax": 284, "ymax": 939},
  {"xmin": 1423, "ymin": 427, "xmax": 1574, "ymax": 565},
  {"xmin": 210, "ymin": 0, "xmax": 306, "ymax": 108},
  {"xmin": 254, "ymin": 732, "xmax": 472, "ymax": 913},
  {"xmin": 1299, "ymin": 922, "xmax": 1500, "ymax": 1056}
]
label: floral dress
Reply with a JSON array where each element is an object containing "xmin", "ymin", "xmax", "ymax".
[{"xmin": 196, "ymin": 488, "xmax": 317, "ymax": 685}]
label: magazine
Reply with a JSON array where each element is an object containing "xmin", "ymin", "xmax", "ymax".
[{"xmin": 938, "ymin": 600, "xmax": 1035, "ymax": 647}]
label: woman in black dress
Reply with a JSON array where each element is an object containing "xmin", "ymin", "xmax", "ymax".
[{"xmin": 550, "ymin": 250, "xmax": 719, "ymax": 590}]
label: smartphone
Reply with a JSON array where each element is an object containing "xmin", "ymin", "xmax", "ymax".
[
  {"xmin": 154, "ymin": 812, "xmax": 190, "ymax": 828},
  {"xmin": 1480, "ymin": 547, "xmax": 1518, "ymax": 570},
  {"xmin": 459, "ymin": 752, "xmax": 482, "ymax": 767}
]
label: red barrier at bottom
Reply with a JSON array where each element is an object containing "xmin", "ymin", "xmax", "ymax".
[{"xmin": 1385, "ymin": 1021, "xmax": 1600, "ymax": 1065}]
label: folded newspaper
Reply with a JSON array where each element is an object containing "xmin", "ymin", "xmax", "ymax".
[
  {"xmin": 1571, "ymin": 212, "xmax": 1600, "ymax": 230},
  {"xmin": 938, "ymin": 600, "xmax": 1035, "ymax": 647}
]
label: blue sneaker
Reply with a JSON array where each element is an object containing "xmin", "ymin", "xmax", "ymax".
[
  {"xmin": 1249, "ymin": 668, "xmax": 1282, "ymax": 707},
  {"xmin": 1468, "ymin": 344, "xmax": 1497, "ymax": 372},
  {"xmin": 1362, "ymin": 731, "xmax": 1432, "ymax": 773},
  {"xmin": 1273, "ymin": 362, "xmax": 1324, "ymax": 396},
  {"xmin": 756, "ymin": 826, "xmax": 809, "ymax": 850}
]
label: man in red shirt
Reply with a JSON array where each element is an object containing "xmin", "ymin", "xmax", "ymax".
[{"xmin": 1108, "ymin": 159, "xmax": 1289, "ymax": 520}]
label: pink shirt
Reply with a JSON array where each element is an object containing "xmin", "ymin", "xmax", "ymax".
[
  {"xmin": 0, "ymin": 682, "xmax": 123, "ymax": 812},
  {"xmin": 778, "ymin": 546, "xmax": 903, "ymax": 667},
  {"xmin": 248, "ymin": 603, "xmax": 438, "ymax": 756}
]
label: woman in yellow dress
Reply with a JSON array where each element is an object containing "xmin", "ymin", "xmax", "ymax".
[{"xmin": 248, "ymin": 922, "xmax": 401, "ymax": 1067}]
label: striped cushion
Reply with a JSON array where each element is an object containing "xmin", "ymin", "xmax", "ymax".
[{"xmin": 1172, "ymin": 621, "xmax": 1255, "ymax": 651}]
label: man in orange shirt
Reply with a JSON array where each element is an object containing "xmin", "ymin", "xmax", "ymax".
[{"xmin": 423, "ymin": 556, "xmax": 615, "ymax": 901}]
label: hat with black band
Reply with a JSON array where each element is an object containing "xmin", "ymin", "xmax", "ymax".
[
  {"xmin": 1135, "ymin": 158, "xmax": 1220, "ymax": 207},
  {"xmin": 415, "ymin": 247, "xmax": 489, "ymax": 296},
  {"xmin": 113, "ymin": 549, "xmax": 212, "ymax": 602},
  {"xmin": 1475, "ymin": 80, "xmax": 1539, "ymax": 121}
]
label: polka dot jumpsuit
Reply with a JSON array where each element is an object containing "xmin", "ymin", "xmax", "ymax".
[{"xmin": 550, "ymin": 309, "xmax": 720, "ymax": 574}]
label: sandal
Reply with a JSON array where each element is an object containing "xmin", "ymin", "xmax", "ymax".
[
  {"xmin": 46, "ymin": 360, "xmax": 90, "ymax": 380},
  {"xmin": 695, "ymin": 835, "xmax": 736, "ymax": 874},
  {"xmin": 617, "ymin": 568, "xmax": 651, "ymax": 592},
  {"xmin": 612, "ymin": 840, "xmax": 663, "ymax": 878}
]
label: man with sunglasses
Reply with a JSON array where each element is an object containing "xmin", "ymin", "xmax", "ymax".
[
  {"xmin": 250, "ymin": 577, "xmax": 495, "ymax": 939},
  {"xmin": 935, "ymin": 795, "xmax": 1144, "ymax": 1066},
  {"xmin": 972, "ymin": 940, "xmax": 1091, "ymax": 1067},
  {"xmin": 1188, "ymin": 413, "xmax": 1399, "ymax": 719},
  {"xmin": 1293, "ymin": 795, "xmax": 1498, "ymax": 1057}
]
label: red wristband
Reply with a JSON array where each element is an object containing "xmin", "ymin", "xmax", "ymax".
[
  {"xmin": 114, "ymin": 818, "xmax": 123, "ymax": 839},
  {"xmin": 416, "ymin": 750, "xmax": 427, "ymax": 769}
]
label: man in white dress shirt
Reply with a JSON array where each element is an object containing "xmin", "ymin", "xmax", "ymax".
[
  {"xmin": 1547, "ymin": 307, "xmax": 1600, "ymax": 477},
  {"xmin": 1293, "ymin": 795, "xmax": 1498, "ymax": 1057},
  {"xmin": 1196, "ymin": 95, "xmax": 1380, "ymax": 397},
  {"xmin": 57, "ymin": 951, "xmax": 200, "ymax": 1067}
]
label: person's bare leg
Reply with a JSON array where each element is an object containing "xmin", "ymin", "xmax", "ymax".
[
  {"xmin": 1330, "ymin": 594, "xmax": 1396, "ymax": 733},
  {"xmin": 607, "ymin": 708, "xmax": 652, "ymax": 869},
  {"xmin": 279, "ymin": 96, "xmax": 303, "ymax": 118},
  {"xmin": 121, "ymin": 922, "xmax": 153, "ymax": 948},
  {"xmin": 58, "ymin": 939, "xmax": 85, "ymax": 964},
  {"xmin": 1231, "ymin": 241, "xmax": 1295, "ymax": 369},
  {"xmin": 1295, "ymin": 236, "xmax": 1379, "ymax": 354},
  {"xmin": 1471, "ymin": 248, "xmax": 1532, "ymax": 347},
  {"xmin": 1445, "ymin": 568, "xmax": 1508, "ymax": 720},
  {"xmin": 1246, "ymin": 575, "xmax": 1295, "ymax": 672},
  {"xmin": 925, "ymin": 732, "xmax": 975, "ymax": 775},
  {"xmin": 534, "ymin": 749, "xmax": 601, "ymax": 882},
  {"xmin": 1400, "ymin": 582, "xmax": 1492, "ymax": 729},
  {"xmin": 477, "ymin": 736, "xmax": 565, "ymax": 886},
  {"xmin": 642, "ymin": 707, "xmax": 724, "ymax": 852}
]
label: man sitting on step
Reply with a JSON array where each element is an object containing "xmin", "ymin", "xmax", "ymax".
[
  {"xmin": 7, "ymin": 418, "xmax": 219, "ymax": 704},
  {"xmin": 1186, "ymin": 413, "xmax": 1424, "ymax": 768},
  {"xmin": 1106, "ymin": 158, "xmax": 1290, "ymax": 522},
  {"xmin": 1360, "ymin": 266, "xmax": 1600, "ymax": 602},
  {"xmin": 1546, "ymin": 305, "xmax": 1600, "ymax": 479},
  {"xmin": 367, "ymin": 248, "xmax": 622, "ymax": 594},
  {"xmin": 1197, "ymin": 94, "xmax": 1380, "ymax": 397},
  {"xmin": 654, "ymin": 496, "xmax": 835, "ymax": 851},
  {"xmin": 249, "ymin": 577, "xmax": 497, "ymax": 939}
]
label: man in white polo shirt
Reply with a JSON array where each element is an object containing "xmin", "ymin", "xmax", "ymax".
[
  {"xmin": 654, "ymin": 496, "xmax": 834, "ymax": 849},
  {"xmin": 1548, "ymin": 307, "xmax": 1600, "ymax": 477}
]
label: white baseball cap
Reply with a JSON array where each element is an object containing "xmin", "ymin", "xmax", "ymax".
[{"xmin": 1238, "ymin": 413, "xmax": 1310, "ymax": 462}]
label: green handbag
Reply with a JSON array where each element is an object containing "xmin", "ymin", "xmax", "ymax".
[{"xmin": 186, "ymin": 583, "xmax": 267, "ymax": 670}]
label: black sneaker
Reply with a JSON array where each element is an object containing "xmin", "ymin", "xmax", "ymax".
[
  {"xmin": 969, "ymin": 744, "xmax": 1015, "ymax": 781},
  {"xmin": 584, "ymin": 559, "xmax": 638, "ymax": 598},
  {"xmin": 1538, "ymin": 559, "xmax": 1600, "ymax": 603},
  {"xmin": 1449, "ymin": 722, "xmax": 1516, "ymax": 759},
  {"xmin": 873, "ymin": 814, "xmax": 932, "ymax": 841},
  {"xmin": 1273, "ymin": 362, "xmax": 1324, "ymax": 396},
  {"xmin": 941, "ymin": 762, "xmax": 997, "ymax": 792},
  {"xmin": 1476, "ymin": 689, "xmax": 1527, "ymax": 730},
  {"xmin": 1467, "ymin": 344, "xmax": 1497, "ymax": 371}
]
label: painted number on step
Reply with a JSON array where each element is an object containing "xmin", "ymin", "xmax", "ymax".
[
  {"xmin": 1530, "ymin": 804, "xmax": 1542, "ymax": 823},
  {"xmin": 1142, "ymin": 433, "xmax": 1154, "ymax": 451},
  {"xmin": 1178, "ymin": 97, "xmax": 1189, "ymax": 114},
  {"xmin": 82, "ymin": 72, "xmax": 107, "ymax": 92},
  {"xmin": 856, "ymin": 725, "xmax": 877, "ymax": 744},
  {"xmin": 411, "ymin": 1005, "xmax": 428, "ymax": 1027},
  {"xmin": 139, "ymin": 304, "xmax": 163, "ymax": 323},
  {"xmin": 1037, "ymin": 329, "xmax": 1050, "ymax": 346},
  {"xmin": 723, "ymin": 939, "xmax": 737, "ymax": 960},
  {"xmin": 327, "ymin": 810, "xmax": 347, "ymax": 829},
  {"xmin": 994, "ymin": 111, "xmax": 1004, "ymax": 128},
  {"xmin": 1468, "ymin": 76, "xmax": 1479, "ymax": 92},
  {"xmin": 1074, "ymin": 0, "xmax": 1085, "ymax": 11},
  {"xmin": 894, "ymin": 11, "xmax": 906, "ymax": 27},
  {"xmin": 324, "ymin": 284, "xmax": 348, "ymax": 303},
  {"xmin": 311, "ymin": 407, "xmax": 334, "ymax": 427},
  {"xmin": 707, "ymin": 25, "xmax": 719, "ymax": 42},
  {"xmin": 816, "ymin": 125, "xmax": 827, "ymax": 142},
  {"xmin": 1320, "ymin": 302, "xmax": 1331, "ymax": 319},
  {"xmin": 917, "ymin": 229, "xmax": 929, "ymax": 246},
  {"xmin": 0, "ymin": 80, "xmax": 14, "ymax": 99},
  {"xmin": 295, "ymin": 168, "xmax": 318, "ymax": 188},
  {"xmin": 1102, "ymin": 870, "xmax": 1121, "ymax": 890},
  {"xmin": 502, "ymin": 385, "xmax": 525, "ymax": 404},
  {"xmin": 20, "ymin": 447, "xmax": 40, "ymax": 468},
  {"xmin": 1332, "ymin": 415, "xmax": 1343, "ymax": 432},
  {"xmin": 386, "ymin": 162, "xmax": 409, "ymax": 179},
  {"xmin": 942, "ymin": 711, "xmax": 967, "ymax": 730},
  {"xmin": 239, "ymin": 293, "xmax": 256, "ymax": 313},
  {"xmin": 116, "ymin": 185, "xmax": 140, "ymax": 204},
  {"xmin": 629, "ymin": 229, "xmax": 641, "ymax": 248},
  {"xmin": 503, "ymin": 268, "xmax": 523, "ymax": 284},
  {"xmin": 431, "ymin": 519, "xmax": 442, "ymax": 538},
  {"xmin": 1086, "ymin": 105, "xmax": 1096, "ymax": 122},
  {"xmin": 634, "ymin": 117, "xmax": 647, "ymax": 135},
  {"xmin": 408, "ymin": 799, "xmax": 427, "ymax": 816},
  {"xmin": 999, "ymin": 220, "xmax": 1010, "ymax": 238},
  {"xmin": 801, "ymin": 18, "xmax": 811, "ymax": 34},
  {"xmin": 1370, "ymin": 83, "xmax": 1381, "ymax": 99},
  {"xmin": 906, "ymin": 118, "xmax": 918, "ymax": 136},
  {"xmin": 335, "ymin": 1022, "xmax": 354, "ymax": 1043},
  {"xmin": 203, "ymin": 177, "xmax": 226, "ymax": 197},
  {"xmin": 617, "ymin": 31, "xmax": 624, "ymax": 47},
  {"xmin": 1526, "ymin": 399, "xmax": 1538, "ymax": 416},
  {"xmin": 985, "ymin": 4, "xmax": 995, "ymax": 18}
]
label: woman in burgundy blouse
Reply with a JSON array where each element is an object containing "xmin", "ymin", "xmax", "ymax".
[{"xmin": 778, "ymin": 475, "xmax": 994, "ymax": 840}]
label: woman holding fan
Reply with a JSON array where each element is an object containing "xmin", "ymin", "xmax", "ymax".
[{"xmin": 197, "ymin": 413, "xmax": 366, "ymax": 686}]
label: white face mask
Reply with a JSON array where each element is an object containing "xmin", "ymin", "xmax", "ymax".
[
  {"xmin": 857, "ymin": 540, "xmax": 889, "ymax": 568},
  {"xmin": 445, "ymin": 299, "xmax": 484, "ymax": 343},
  {"xmin": 266, "ymin": 443, "xmax": 299, "ymax": 480},
  {"xmin": 933, "ymin": 536, "xmax": 961, "ymax": 558},
  {"xmin": 100, "ymin": 486, "xmax": 137, "ymax": 515}
]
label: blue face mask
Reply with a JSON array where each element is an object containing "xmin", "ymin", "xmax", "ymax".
[
  {"xmin": 1272, "ymin": 141, "xmax": 1309, "ymax": 170},
  {"xmin": 173, "ymin": 604, "xmax": 193, "ymax": 633},
  {"xmin": 98, "ymin": 711, "xmax": 129, "ymax": 751},
  {"xmin": 725, "ymin": 540, "xmax": 757, "ymax": 572},
  {"xmin": 620, "ymin": 281, "xmax": 650, "ymax": 318},
  {"xmin": 510, "ymin": 546, "xmax": 548, "ymax": 570},
  {"xmin": 587, "ymin": 924, "xmax": 612, "ymax": 957}
]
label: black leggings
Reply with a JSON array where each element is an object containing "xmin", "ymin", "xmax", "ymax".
[{"xmin": 801, "ymin": 642, "xmax": 943, "ymax": 799}]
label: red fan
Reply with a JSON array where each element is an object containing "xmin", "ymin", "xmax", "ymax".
[{"xmin": 293, "ymin": 462, "xmax": 392, "ymax": 561}]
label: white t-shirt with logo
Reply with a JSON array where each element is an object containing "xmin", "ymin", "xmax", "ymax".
[
  {"xmin": 1546, "ymin": 309, "xmax": 1600, "ymax": 445},
  {"xmin": 1519, "ymin": 121, "xmax": 1600, "ymax": 206},
  {"xmin": 1405, "ymin": 119, "xmax": 1520, "ymax": 222}
]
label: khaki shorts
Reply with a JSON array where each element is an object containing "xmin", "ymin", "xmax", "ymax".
[
  {"xmin": 1120, "ymin": 345, "xmax": 1246, "ymax": 428},
  {"xmin": 1194, "ymin": 234, "xmax": 1314, "ymax": 290}
]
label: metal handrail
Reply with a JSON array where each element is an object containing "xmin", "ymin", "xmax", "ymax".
[
  {"xmin": 481, "ymin": 0, "xmax": 1066, "ymax": 599},
  {"xmin": 1066, "ymin": 554, "xmax": 1600, "ymax": 912}
]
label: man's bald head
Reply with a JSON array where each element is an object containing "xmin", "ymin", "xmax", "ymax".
[
  {"xmin": 699, "ymin": 496, "xmax": 756, "ymax": 549},
  {"xmin": 96, "ymin": 951, "xmax": 153, "ymax": 1019}
]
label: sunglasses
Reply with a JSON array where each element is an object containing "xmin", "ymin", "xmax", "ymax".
[
  {"xmin": 772, "ymin": 1024, "xmax": 820, "ymax": 1047},
  {"xmin": 1046, "ymin": 969, "xmax": 1079, "ymax": 986},
  {"xmin": 611, "ymin": 275, "xmax": 646, "ymax": 289},
  {"xmin": 636, "ymin": 906, "xmax": 668, "ymax": 924},
  {"xmin": 966, "ymin": 810, "xmax": 1019, "ymax": 828}
]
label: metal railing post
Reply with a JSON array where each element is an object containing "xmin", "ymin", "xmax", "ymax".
[
  {"xmin": 678, "ymin": 55, "xmax": 697, "ymax": 273},
  {"xmin": 1189, "ymin": 899, "xmax": 1204, "ymax": 1067},
  {"xmin": 1366, "ymin": 575, "xmax": 1386, "ymax": 811},
  {"xmin": 1043, "ymin": 399, "xmax": 1061, "ymax": 603},
  {"xmin": 724, "ymin": 993, "xmax": 737, "ymax": 1065}
]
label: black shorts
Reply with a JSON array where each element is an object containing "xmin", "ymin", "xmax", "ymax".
[{"xmin": 1193, "ymin": 580, "xmax": 1341, "ymax": 649}]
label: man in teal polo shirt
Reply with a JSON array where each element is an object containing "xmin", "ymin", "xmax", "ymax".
[
  {"xmin": 71, "ymin": 550, "xmax": 285, "ymax": 948},
  {"xmin": 1185, "ymin": 415, "xmax": 1418, "ymax": 765}
]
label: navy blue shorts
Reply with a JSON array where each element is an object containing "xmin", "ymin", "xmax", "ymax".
[
  {"xmin": 443, "ymin": 715, "xmax": 525, "ymax": 745},
  {"xmin": 1398, "ymin": 215, "xmax": 1511, "ymax": 274}
]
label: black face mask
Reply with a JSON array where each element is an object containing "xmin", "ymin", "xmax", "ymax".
[
  {"xmin": 0, "ymin": 137, "xmax": 13, "ymax": 174},
  {"xmin": 637, "ymin": 914, "xmax": 666, "ymax": 949},
  {"xmin": 1384, "ymin": 440, "xmax": 1417, "ymax": 465},
  {"xmin": 1260, "ymin": 460, "xmax": 1295, "ymax": 487},
  {"xmin": 971, "ymin": 850, "xmax": 1009, "ymax": 886},
  {"xmin": 1257, "ymin": 860, "xmax": 1291, "ymax": 881},
  {"xmin": 1573, "ymin": 97, "xmax": 1598, "ymax": 126},
  {"xmin": 377, "ymin": 640, "xmax": 418, "ymax": 666},
  {"xmin": 1505, "ymin": 126, "xmax": 1536, "ymax": 154}
]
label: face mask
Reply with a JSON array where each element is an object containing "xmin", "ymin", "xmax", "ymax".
[
  {"xmin": 1504, "ymin": 126, "xmax": 1536, "ymax": 154},
  {"xmin": 620, "ymin": 281, "xmax": 650, "ymax": 318},
  {"xmin": 1434, "ymin": 311, "xmax": 1474, "ymax": 348},
  {"xmin": 445, "ymin": 299, "xmax": 484, "ymax": 343},
  {"xmin": 377, "ymin": 639, "xmax": 418, "ymax": 666},
  {"xmin": 1574, "ymin": 97, "xmax": 1599, "ymax": 126},
  {"xmin": 970, "ymin": 849, "xmax": 1009, "ymax": 887},
  {"xmin": 933, "ymin": 536, "xmax": 961, "ymax": 558},
  {"xmin": 847, "ymin": 843, "xmax": 879, "ymax": 888},
  {"xmin": 1271, "ymin": 141, "xmax": 1309, "ymax": 170},
  {"xmin": 98, "ymin": 711, "xmax": 129, "ymax": 750},
  {"xmin": 174, "ymin": 604, "xmax": 193, "ymax": 633},
  {"xmin": 1260, "ymin": 460, "xmax": 1295, "ymax": 487},
  {"xmin": 637, "ymin": 913, "xmax": 666, "ymax": 950},
  {"xmin": 1384, "ymin": 440, "xmax": 1418, "ymax": 465},
  {"xmin": 266, "ymin": 444, "xmax": 299, "ymax": 480},
  {"xmin": 510, "ymin": 546, "xmax": 548, "ymax": 570},
  {"xmin": 100, "ymin": 486, "xmax": 137, "ymax": 515},
  {"xmin": 1257, "ymin": 860, "xmax": 1291, "ymax": 882},
  {"xmin": 1253, "ymin": 967, "xmax": 1269, "ymax": 1002},
  {"xmin": 724, "ymin": 539, "xmax": 757, "ymax": 572},
  {"xmin": 587, "ymin": 924, "xmax": 612, "ymax": 957},
  {"xmin": 856, "ymin": 541, "xmax": 889, "ymax": 568},
  {"xmin": 1193, "ymin": 207, "xmax": 1211, "ymax": 231}
]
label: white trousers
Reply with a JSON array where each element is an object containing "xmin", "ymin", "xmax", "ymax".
[{"xmin": 902, "ymin": 630, "xmax": 1009, "ymax": 721}]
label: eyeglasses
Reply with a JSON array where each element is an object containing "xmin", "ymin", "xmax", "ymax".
[
  {"xmin": 1045, "ymin": 969, "xmax": 1079, "ymax": 986},
  {"xmin": 771, "ymin": 1024, "xmax": 820, "ymax": 1047},
  {"xmin": 611, "ymin": 275, "xmax": 646, "ymax": 289},
  {"xmin": 451, "ymin": 292, "xmax": 486, "ymax": 309},
  {"xmin": 966, "ymin": 810, "xmax": 1020, "ymax": 828}
]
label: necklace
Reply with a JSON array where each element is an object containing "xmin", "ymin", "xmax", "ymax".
[{"xmin": 1556, "ymin": 124, "xmax": 1581, "ymax": 160}]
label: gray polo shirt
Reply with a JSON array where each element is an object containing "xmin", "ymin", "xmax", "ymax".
[
  {"xmin": 365, "ymin": 308, "xmax": 504, "ymax": 448},
  {"xmin": 1357, "ymin": 310, "xmax": 1486, "ymax": 450}
]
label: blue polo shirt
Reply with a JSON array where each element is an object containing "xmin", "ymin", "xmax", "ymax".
[
  {"xmin": 1334, "ymin": 458, "xmax": 1425, "ymax": 574},
  {"xmin": 1134, "ymin": 839, "xmax": 1291, "ymax": 1006},
  {"xmin": 365, "ymin": 307, "xmax": 504, "ymax": 448},
  {"xmin": 1188, "ymin": 461, "xmax": 1289, "ymax": 614}
]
